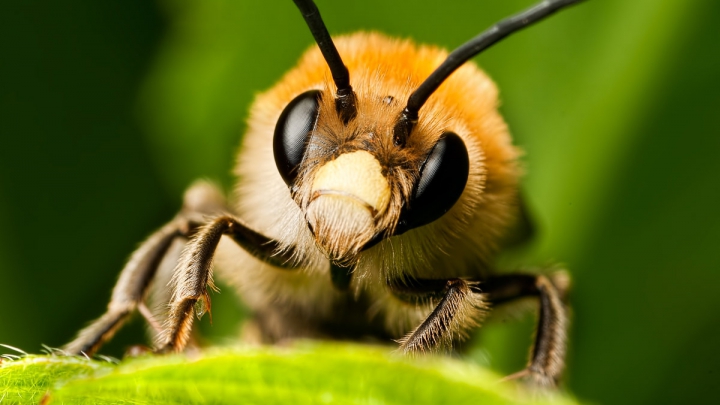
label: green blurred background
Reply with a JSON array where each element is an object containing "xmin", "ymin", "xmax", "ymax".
[{"xmin": 1, "ymin": 0, "xmax": 719, "ymax": 404}]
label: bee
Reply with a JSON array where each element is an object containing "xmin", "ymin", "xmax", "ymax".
[{"xmin": 64, "ymin": 0, "xmax": 583, "ymax": 387}]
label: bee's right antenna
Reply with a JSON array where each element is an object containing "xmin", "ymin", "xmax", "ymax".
[
  {"xmin": 393, "ymin": 0, "xmax": 587, "ymax": 147},
  {"xmin": 293, "ymin": 0, "xmax": 357, "ymax": 123}
]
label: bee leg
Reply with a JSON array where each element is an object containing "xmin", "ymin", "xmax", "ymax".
[
  {"xmin": 63, "ymin": 181, "xmax": 224, "ymax": 356},
  {"xmin": 156, "ymin": 215, "xmax": 299, "ymax": 353},
  {"xmin": 396, "ymin": 278, "xmax": 487, "ymax": 353},
  {"xmin": 63, "ymin": 220, "xmax": 190, "ymax": 356},
  {"xmin": 484, "ymin": 273, "xmax": 569, "ymax": 387}
]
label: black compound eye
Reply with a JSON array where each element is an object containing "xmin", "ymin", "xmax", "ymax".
[
  {"xmin": 399, "ymin": 132, "xmax": 470, "ymax": 232},
  {"xmin": 273, "ymin": 90, "xmax": 322, "ymax": 186}
]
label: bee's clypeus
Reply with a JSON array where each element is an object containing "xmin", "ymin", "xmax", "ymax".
[{"xmin": 64, "ymin": 0, "xmax": 585, "ymax": 388}]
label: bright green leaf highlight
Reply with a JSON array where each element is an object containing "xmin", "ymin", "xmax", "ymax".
[{"xmin": 0, "ymin": 355, "xmax": 111, "ymax": 404}]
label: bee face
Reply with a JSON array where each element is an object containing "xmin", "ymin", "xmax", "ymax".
[{"xmin": 243, "ymin": 33, "xmax": 516, "ymax": 270}]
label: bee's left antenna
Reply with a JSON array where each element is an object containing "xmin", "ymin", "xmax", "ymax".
[
  {"xmin": 293, "ymin": 0, "xmax": 357, "ymax": 123},
  {"xmin": 393, "ymin": 0, "xmax": 586, "ymax": 146}
]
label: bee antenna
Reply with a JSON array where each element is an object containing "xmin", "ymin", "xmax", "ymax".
[
  {"xmin": 393, "ymin": 0, "xmax": 586, "ymax": 147},
  {"xmin": 293, "ymin": 0, "xmax": 357, "ymax": 123}
]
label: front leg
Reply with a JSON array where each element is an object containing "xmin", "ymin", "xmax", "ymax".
[
  {"xmin": 392, "ymin": 278, "xmax": 487, "ymax": 353},
  {"xmin": 157, "ymin": 216, "xmax": 299, "ymax": 353},
  {"xmin": 63, "ymin": 180, "xmax": 226, "ymax": 356},
  {"xmin": 389, "ymin": 272, "xmax": 569, "ymax": 387},
  {"xmin": 64, "ymin": 181, "xmax": 300, "ymax": 356}
]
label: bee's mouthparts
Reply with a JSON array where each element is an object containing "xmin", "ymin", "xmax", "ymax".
[{"xmin": 306, "ymin": 150, "xmax": 390, "ymax": 261}]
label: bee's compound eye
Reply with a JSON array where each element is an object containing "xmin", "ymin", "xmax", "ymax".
[
  {"xmin": 402, "ymin": 132, "xmax": 469, "ymax": 230},
  {"xmin": 273, "ymin": 90, "xmax": 322, "ymax": 186}
]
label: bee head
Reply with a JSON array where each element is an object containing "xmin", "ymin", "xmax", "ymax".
[{"xmin": 273, "ymin": 84, "xmax": 469, "ymax": 265}]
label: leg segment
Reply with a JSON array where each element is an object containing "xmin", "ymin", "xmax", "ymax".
[
  {"xmin": 156, "ymin": 215, "xmax": 299, "ymax": 353},
  {"xmin": 62, "ymin": 181, "xmax": 224, "ymax": 356},
  {"xmin": 393, "ymin": 278, "xmax": 487, "ymax": 354},
  {"xmin": 64, "ymin": 181, "xmax": 299, "ymax": 356},
  {"xmin": 63, "ymin": 220, "xmax": 189, "ymax": 356},
  {"xmin": 483, "ymin": 273, "xmax": 569, "ymax": 387}
]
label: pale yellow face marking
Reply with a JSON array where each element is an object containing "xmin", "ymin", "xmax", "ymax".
[{"xmin": 311, "ymin": 150, "xmax": 391, "ymax": 214}]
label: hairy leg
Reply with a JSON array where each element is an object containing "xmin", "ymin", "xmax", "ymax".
[
  {"xmin": 390, "ymin": 278, "xmax": 487, "ymax": 353},
  {"xmin": 62, "ymin": 181, "xmax": 231, "ymax": 355},
  {"xmin": 63, "ymin": 219, "xmax": 192, "ymax": 356},
  {"xmin": 156, "ymin": 215, "xmax": 300, "ymax": 353},
  {"xmin": 483, "ymin": 272, "xmax": 569, "ymax": 387}
]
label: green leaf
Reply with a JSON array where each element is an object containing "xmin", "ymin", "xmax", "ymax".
[
  {"xmin": 0, "ymin": 355, "xmax": 111, "ymax": 404},
  {"xmin": 2, "ymin": 343, "xmax": 581, "ymax": 405}
]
